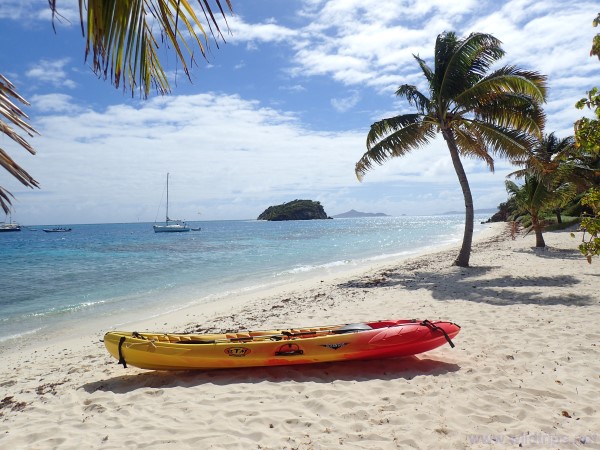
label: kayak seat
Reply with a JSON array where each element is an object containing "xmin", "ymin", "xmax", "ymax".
[{"xmin": 332, "ymin": 323, "xmax": 373, "ymax": 334}]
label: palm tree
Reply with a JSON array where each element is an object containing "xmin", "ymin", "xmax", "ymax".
[
  {"xmin": 356, "ymin": 32, "xmax": 547, "ymax": 267},
  {"xmin": 510, "ymin": 133, "xmax": 578, "ymax": 223},
  {"xmin": 1, "ymin": 0, "xmax": 233, "ymax": 214},
  {"xmin": 505, "ymin": 176, "xmax": 575, "ymax": 248},
  {"xmin": 505, "ymin": 177, "xmax": 547, "ymax": 247}
]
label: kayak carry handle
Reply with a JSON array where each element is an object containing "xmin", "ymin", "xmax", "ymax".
[
  {"xmin": 275, "ymin": 343, "xmax": 304, "ymax": 356},
  {"xmin": 420, "ymin": 320, "xmax": 456, "ymax": 348}
]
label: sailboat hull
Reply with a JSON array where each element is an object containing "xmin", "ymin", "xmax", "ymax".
[
  {"xmin": 0, "ymin": 224, "xmax": 21, "ymax": 232},
  {"xmin": 153, "ymin": 224, "xmax": 190, "ymax": 232}
]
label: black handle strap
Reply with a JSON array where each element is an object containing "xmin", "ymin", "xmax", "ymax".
[
  {"xmin": 117, "ymin": 336, "xmax": 128, "ymax": 368},
  {"xmin": 420, "ymin": 320, "xmax": 456, "ymax": 348}
]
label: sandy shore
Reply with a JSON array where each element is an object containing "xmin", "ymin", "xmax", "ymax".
[{"xmin": 1, "ymin": 223, "xmax": 599, "ymax": 449}]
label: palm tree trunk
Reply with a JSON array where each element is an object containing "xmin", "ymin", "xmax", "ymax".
[
  {"xmin": 442, "ymin": 130, "xmax": 474, "ymax": 267},
  {"xmin": 555, "ymin": 209, "xmax": 562, "ymax": 224},
  {"xmin": 535, "ymin": 228, "xmax": 546, "ymax": 247},
  {"xmin": 532, "ymin": 214, "xmax": 546, "ymax": 247}
]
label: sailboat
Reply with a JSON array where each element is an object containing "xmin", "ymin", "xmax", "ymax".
[
  {"xmin": 0, "ymin": 214, "xmax": 21, "ymax": 232},
  {"xmin": 153, "ymin": 173, "xmax": 190, "ymax": 233}
]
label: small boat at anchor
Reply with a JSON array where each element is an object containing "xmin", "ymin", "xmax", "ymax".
[
  {"xmin": 153, "ymin": 173, "xmax": 190, "ymax": 233},
  {"xmin": 0, "ymin": 215, "xmax": 21, "ymax": 232},
  {"xmin": 104, "ymin": 319, "xmax": 460, "ymax": 371},
  {"xmin": 0, "ymin": 222, "xmax": 21, "ymax": 232},
  {"xmin": 43, "ymin": 227, "xmax": 72, "ymax": 233}
]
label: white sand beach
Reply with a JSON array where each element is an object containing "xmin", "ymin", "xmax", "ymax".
[{"xmin": 1, "ymin": 223, "xmax": 599, "ymax": 449}]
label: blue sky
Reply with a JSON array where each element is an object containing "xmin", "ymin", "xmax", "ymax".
[{"xmin": 1, "ymin": 0, "xmax": 598, "ymax": 224}]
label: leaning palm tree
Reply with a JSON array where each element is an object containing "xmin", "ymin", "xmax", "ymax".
[
  {"xmin": 356, "ymin": 32, "xmax": 547, "ymax": 267},
  {"xmin": 1, "ymin": 0, "xmax": 233, "ymax": 214}
]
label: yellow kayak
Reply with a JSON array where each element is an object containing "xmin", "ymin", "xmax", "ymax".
[{"xmin": 103, "ymin": 319, "xmax": 460, "ymax": 371}]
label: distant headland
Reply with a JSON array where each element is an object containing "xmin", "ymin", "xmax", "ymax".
[{"xmin": 331, "ymin": 209, "xmax": 389, "ymax": 218}]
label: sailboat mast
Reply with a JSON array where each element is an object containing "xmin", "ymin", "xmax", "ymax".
[{"xmin": 166, "ymin": 173, "xmax": 169, "ymax": 222}]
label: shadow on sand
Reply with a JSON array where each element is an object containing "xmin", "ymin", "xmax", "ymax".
[
  {"xmin": 514, "ymin": 245, "xmax": 584, "ymax": 261},
  {"xmin": 82, "ymin": 356, "xmax": 459, "ymax": 394},
  {"xmin": 338, "ymin": 257, "xmax": 593, "ymax": 307}
]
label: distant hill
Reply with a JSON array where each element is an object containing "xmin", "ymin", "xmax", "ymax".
[
  {"xmin": 440, "ymin": 208, "xmax": 498, "ymax": 215},
  {"xmin": 332, "ymin": 209, "xmax": 390, "ymax": 218}
]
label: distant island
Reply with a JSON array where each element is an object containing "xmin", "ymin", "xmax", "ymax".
[
  {"xmin": 257, "ymin": 200, "xmax": 331, "ymax": 221},
  {"xmin": 332, "ymin": 209, "xmax": 390, "ymax": 218}
]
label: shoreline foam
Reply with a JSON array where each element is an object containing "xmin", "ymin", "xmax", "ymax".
[{"xmin": 1, "ymin": 223, "xmax": 599, "ymax": 449}]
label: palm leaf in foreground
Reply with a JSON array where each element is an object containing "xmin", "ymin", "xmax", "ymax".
[
  {"xmin": 0, "ymin": 75, "xmax": 39, "ymax": 215},
  {"xmin": 1, "ymin": 1, "xmax": 234, "ymax": 214},
  {"xmin": 68, "ymin": 0, "xmax": 234, "ymax": 98}
]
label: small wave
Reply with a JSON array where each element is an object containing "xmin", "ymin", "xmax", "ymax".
[
  {"xmin": 0, "ymin": 326, "xmax": 45, "ymax": 343},
  {"xmin": 276, "ymin": 259, "xmax": 352, "ymax": 275},
  {"xmin": 4, "ymin": 299, "xmax": 109, "ymax": 322}
]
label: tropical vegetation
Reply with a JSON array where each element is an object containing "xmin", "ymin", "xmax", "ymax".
[
  {"xmin": 573, "ymin": 13, "xmax": 600, "ymax": 261},
  {"xmin": 356, "ymin": 31, "xmax": 547, "ymax": 267},
  {"xmin": 498, "ymin": 13, "xmax": 600, "ymax": 261},
  {"xmin": 0, "ymin": 0, "xmax": 233, "ymax": 214},
  {"xmin": 494, "ymin": 129, "xmax": 598, "ymax": 253}
]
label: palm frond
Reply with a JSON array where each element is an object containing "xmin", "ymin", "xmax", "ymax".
[
  {"xmin": 366, "ymin": 114, "xmax": 426, "ymax": 150},
  {"xmin": 395, "ymin": 85, "xmax": 430, "ymax": 114},
  {"xmin": 458, "ymin": 65, "xmax": 547, "ymax": 106},
  {"xmin": 76, "ymin": 0, "xmax": 233, "ymax": 98},
  {"xmin": 508, "ymin": 155, "xmax": 550, "ymax": 180},
  {"xmin": 433, "ymin": 32, "xmax": 459, "ymax": 100},
  {"xmin": 505, "ymin": 179, "xmax": 520, "ymax": 196},
  {"xmin": 439, "ymin": 32, "xmax": 504, "ymax": 101},
  {"xmin": 467, "ymin": 92, "xmax": 546, "ymax": 137},
  {"xmin": 358, "ymin": 116, "xmax": 435, "ymax": 180},
  {"xmin": 506, "ymin": 175, "xmax": 549, "ymax": 214},
  {"xmin": 0, "ymin": 75, "xmax": 40, "ymax": 214},
  {"xmin": 510, "ymin": 133, "xmax": 577, "ymax": 184},
  {"xmin": 552, "ymin": 181, "xmax": 578, "ymax": 206},
  {"xmin": 508, "ymin": 167, "xmax": 530, "ymax": 179},
  {"xmin": 452, "ymin": 127, "xmax": 495, "ymax": 171},
  {"xmin": 412, "ymin": 54, "xmax": 434, "ymax": 84},
  {"xmin": 459, "ymin": 120, "xmax": 535, "ymax": 160},
  {"xmin": 538, "ymin": 133, "xmax": 576, "ymax": 163}
]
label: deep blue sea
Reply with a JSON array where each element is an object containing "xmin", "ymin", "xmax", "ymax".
[{"xmin": 0, "ymin": 215, "xmax": 489, "ymax": 343}]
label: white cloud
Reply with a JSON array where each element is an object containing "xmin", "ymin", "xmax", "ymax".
[
  {"xmin": 285, "ymin": 0, "xmax": 598, "ymax": 108},
  {"xmin": 30, "ymin": 93, "xmax": 78, "ymax": 113},
  {"xmin": 280, "ymin": 84, "xmax": 307, "ymax": 93},
  {"xmin": 331, "ymin": 90, "xmax": 361, "ymax": 112},
  {"xmin": 225, "ymin": 15, "xmax": 297, "ymax": 43},
  {"xmin": 26, "ymin": 58, "xmax": 76, "ymax": 89},
  {"xmin": 0, "ymin": 0, "xmax": 79, "ymax": 24},
  {"xmin": 6, "ymin": 91, "xmax": 501, "ymax": 224}
]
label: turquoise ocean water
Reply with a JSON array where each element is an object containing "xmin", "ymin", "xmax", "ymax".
[{"xmin": 0, "ymin": 215, "xmax": 489, "ymax": 342}]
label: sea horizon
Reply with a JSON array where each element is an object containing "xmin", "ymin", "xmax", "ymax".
[{"xmin": 6, "ymin": 212, "xmax": 494, "ymax": 227}]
